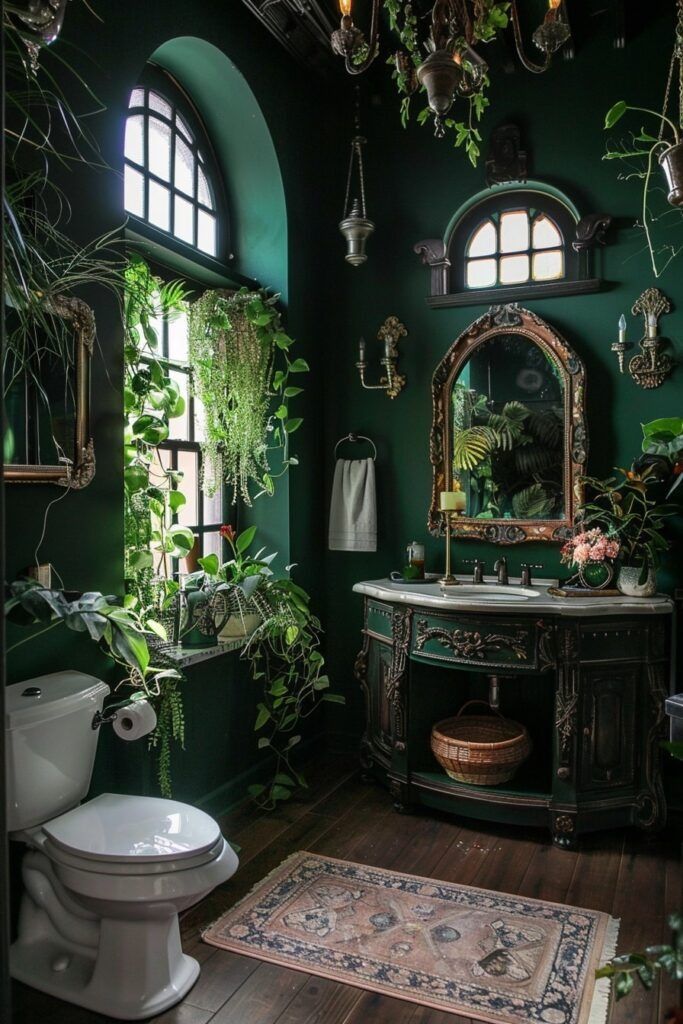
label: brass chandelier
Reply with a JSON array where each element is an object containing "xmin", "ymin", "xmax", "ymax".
[{"xmin": 331, "ymin": 0, "xmax": 571, "ymax": 142}]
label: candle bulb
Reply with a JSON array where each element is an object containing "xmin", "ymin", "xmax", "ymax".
[
  {"xmin": 618, "ymin": 314, "xmax": 626, "ymax": 343},
  {"xmin": 647, "ymin": 312, "xmax": 657, "ymax": 337},
  {"xmin": 358, "ymin": 337, "xmax": 366, "ymax": 362}
]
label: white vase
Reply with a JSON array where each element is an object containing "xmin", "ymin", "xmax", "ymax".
[
  {"xmin": 617, "ymin": 565, "xmax": 657, "ymax": 598},
  {"xmin": 218, "ymin": 612, "xmax": 262, "ymax": 640}
]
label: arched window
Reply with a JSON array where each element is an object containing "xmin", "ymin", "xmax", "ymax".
[
  {"xmin": 465, "ymin": 207, "xmax": 565, "ymax": 289},
  {"xmin": 124, "ymin": 84, "xmax": 221, "ymax": 258}
]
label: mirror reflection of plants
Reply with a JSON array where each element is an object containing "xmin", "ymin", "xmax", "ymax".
[
  {"xmin": 183, "ymin": 525, "xmax": 344, "ymax": 809},
  {"xmin": 188, "ymin": 288, "xmax": 308, "ymax": 505},
  {"xmin": 451, "ymin": 384, "xmax": 563, "ymax": 519}
]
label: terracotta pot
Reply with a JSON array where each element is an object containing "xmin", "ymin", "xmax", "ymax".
[
  {"xmin": 660, "ymin": 141, "xmax": 683, "ymax": 207},
  {"xmin": 617, "ymin": 565, "xmax": 657, "ymax": 598}
]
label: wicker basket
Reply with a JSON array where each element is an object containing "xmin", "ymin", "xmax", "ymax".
[{"xmin": 431, "ymin": 700, "xmax": 531, "ymax": 786}]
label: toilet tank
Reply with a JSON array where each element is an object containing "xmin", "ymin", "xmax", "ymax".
[{"xmin": 5, "ymin": 671, "xmax": 110, "ymax": 832}]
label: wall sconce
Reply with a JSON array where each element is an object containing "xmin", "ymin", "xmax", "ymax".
[
  {"xmin": 356, "ymin": 316, "xmax": 407, "ymax": 399},
  {"xmin": 611, "ymin": 287, "xmax": 674, "ymax": 389}
]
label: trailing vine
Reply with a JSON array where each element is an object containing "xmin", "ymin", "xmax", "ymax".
[{"xmin": 188, "ymin": 288, "xmax": 307, "ymax": 505}]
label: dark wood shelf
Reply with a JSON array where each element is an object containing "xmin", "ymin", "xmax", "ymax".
[
  {"xmin": 412, "ymin": 770, "xmax": 551, "ymax": 808},
  {"xmin": 425, "ymin": 278, "xmax": 603, "ymax": 309}
]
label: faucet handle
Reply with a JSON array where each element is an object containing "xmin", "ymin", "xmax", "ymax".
[
  {"xmin": 463, "ymin": 558, "xmax": 485, "ymax": 583},
  {"xmin": 520, "ymin": 562, "xmax": 543, "ymax": 586}
]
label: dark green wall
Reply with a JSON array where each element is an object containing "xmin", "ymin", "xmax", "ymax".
[
  {"xmin": 322, "ymin": 9, "xmax": 683, "ymax": 739},
  {"xmin": 5, "ymin": 0, "xmax": 340, "ymax": 804}
]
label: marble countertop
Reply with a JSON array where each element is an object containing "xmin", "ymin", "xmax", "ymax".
[{"xmin": 353, "ymin": 576, "xmax": 674, "ymax": 617}]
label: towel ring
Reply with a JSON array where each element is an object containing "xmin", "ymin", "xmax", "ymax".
[{"xmin": 334, "ymin": 433, "xmax": 377, "ymax": 460}]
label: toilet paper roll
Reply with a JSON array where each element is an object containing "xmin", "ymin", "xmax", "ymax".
[{"xmin": 112, "ymin": 699, "xmax": 157, "ymax": 742}]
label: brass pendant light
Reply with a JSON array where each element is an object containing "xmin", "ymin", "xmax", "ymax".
[{"xmin": 339, "ymin": 90, "xmax": 374, "ymax": 266}]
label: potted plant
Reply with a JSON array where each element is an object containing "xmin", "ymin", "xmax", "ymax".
[
  {"xmin": 638, "ymin": 417, "xmax": 683, "ymax": 497},
  {"xmin": 560, "ymin": 527, "xmax": 621, "ymax": 590},
  {"xmin": 579, "ymin": 467, "xmax": 677, "ymax": 597}
]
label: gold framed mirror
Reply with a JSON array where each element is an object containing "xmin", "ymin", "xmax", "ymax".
[
  {"xmin": 429, "ymin": 304, "xmax": 587, "ymax": 544},
  {"xmin": 4, "ymin": 295, "xmax": 96, "ymax": 488}
]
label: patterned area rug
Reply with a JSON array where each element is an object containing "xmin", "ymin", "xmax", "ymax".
[{"xmin": 203, "ymin": 852, "xmax": 619, "ymax": 1023}]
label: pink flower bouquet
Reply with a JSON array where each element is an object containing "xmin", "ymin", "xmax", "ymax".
[{"xmin": 561, "ymin": 527, "xmax": 620, "ymax": 568}]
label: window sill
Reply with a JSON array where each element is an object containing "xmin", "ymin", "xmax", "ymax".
[
  {"xmin": 160, "ymin": 637, "xmax": 245, "ymax": 669},
  {"xmin": 426, "ymin": 278, "xmax": 603, "ymax": 308}
]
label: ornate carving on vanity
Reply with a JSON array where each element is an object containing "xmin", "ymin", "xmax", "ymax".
[
  {"xmin": 429, "ymin": 304, "xmax": 587, "ymax": 544},
  {"xmin": 354, "ymin": 583, "xmax": 672, "ymax": 849}
]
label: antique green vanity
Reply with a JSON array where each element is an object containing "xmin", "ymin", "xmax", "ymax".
[{"xmin": 354, "ymin": 305, "xmax": 674, "ymax": 848}]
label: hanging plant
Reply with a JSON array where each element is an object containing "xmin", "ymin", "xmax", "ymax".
[{"xmin": 188, "ymin": 288, "xmax": 307, "ymax": 505}]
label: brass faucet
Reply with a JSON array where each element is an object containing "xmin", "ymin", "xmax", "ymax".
[
  {"xmin": 494, "ymin": 557, "xmax": 508, "ymax": 586},
  {"xmin": 463, "ymin": 558, "xmax": 485, "ymax": 584}
]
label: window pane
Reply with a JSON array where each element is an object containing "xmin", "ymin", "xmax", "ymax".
[
  {"xmin": 499, "ymin": 210, "xmax": 529, "ymax": 253},
  {"xmin": 467, "ymin": 219, "xmax": 496, "ymax": 257},
  {"xmin": 194, "ymin": 393, "xmax": 206, "ymax": 442},
  {"xmin": 203, "ymin": 485, "xmax": 222, "ymax": 526},
  {"xmin": 148, "ymin": 91, "xmax": 172, "ymax": 119},
  {"xmin": 175, "ymin": 111, "xmax": 192, "ymax": 142},
  {"xmin": 203, "ymin": 530, "xmax": 222, "ymax": 561},
  {"xmin": 176, "ymin": 450, "xmax": 198, "ymax": 526},
  {"xmin": 197, "ymin": 166, "xmax": 213, "ymax": 209},
  {"xmin": 197, "ymin": 210, "xmax": 217, "ymax": 256},
  {"xmin": 499, "ymin": 253, "xmax": 530, "ymax": 284},
  {"xmin": 466, "ymin": 258, "xmax": 497, "ymax": 289},
  {"xmin": 148, "ymin": 180, "xmax": 170, "ymax": 231},
  {"xmin": 129, "ymin": 88, "xmax": 145, "ymax": 108},
  {"xmin": 167, "ymin": 309, "xmax": 188, "ymax": 363},
  {"xmin": 124, "ymin": 165, "xmax": 144, "ymax": 217},
  {"xmin": 175, "ymin": 136, "xmax": 195, "ymax": 197},
  {"xmin": 532, "ymin": 214, "xmax": 562, "ymax": 250},
  {"xmin": 124, "ymin": 114, "xmax": 144, "ymax": 165},
  {"xmin": 174, "ymin": 194, "xmax": 194, "ymax": 245},
  {"xmin": 148, "ymin": 117, "xmax": 171, "ymax": 182},
  {"xmin": 532, "ymin": 249, "xmax": 564, "ymax": 281},
  {"xmin": 168, "ymin": 370, "xmax": 190, "ymax": 440}
]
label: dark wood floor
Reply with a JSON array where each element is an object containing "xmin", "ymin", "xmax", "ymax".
[{"xmin": 12, "ymin": 752, "xmax": 683, "ymax": 1024}]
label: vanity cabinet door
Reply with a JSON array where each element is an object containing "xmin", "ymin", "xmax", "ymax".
[
  {"xmin": 364, "ymin": 637, "xmax": 395, "ymax": 762},
  {"xmin": 579, "ymin": 667, "xmax": 638, "ymax": 792}
]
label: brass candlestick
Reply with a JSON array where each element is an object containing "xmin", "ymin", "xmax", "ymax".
[{"xmin": 439, "ymin": 510, "xmax": 460, "ymax": 586}]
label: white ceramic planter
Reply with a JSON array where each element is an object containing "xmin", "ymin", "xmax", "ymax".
[
  {"xmin": 218, "ymin": 612, "xmax": 261, "ymax": 640},
  {"xmin": 617, "ymin": 565, "xmax": 657, "ymax": 598}
]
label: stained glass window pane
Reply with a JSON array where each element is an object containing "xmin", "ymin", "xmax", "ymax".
[
  {"xmin": 197, "ymin": 211, "xmax": 217, "ymax": 256},
  {"xmin": 532, "ymin": 249, "xmax": 564, "ymax": 281},
  {"xmin": 124, "ymin": 165, "xmax": 144, "ymax": 217},
  {"xmin": 124, "ymin": 114, "xmax": 144, "ymax": 165},
  {"xmin": 129, "ymin": 88, "xmax": 145, "ymax": 108},
  {"xmin": 532, "ymin": 214, "xmax": 562, "ymax": 250},
  {"xmin": 174, "ymin": 194, "xmax": 194, "ymax": 245},
  {"xmin": 500, "ymin": 210, "xmax": 530, "ymax": 253},
  {"xmin": 176, "ymin": 450, "xmax": 198, "ymax": 526},
  {"xmin": 468, "ymin": 220, "xmax": 496, "ymax": 258},
  {"xmin": 148, "ymin": 180, "xmax": 170, "ymax": 230},
  {"xmin": 148, "ymin": 91, "xmax": 172, "ymax": 119},
  {"xmin": 197, "ymin": 167, "xmax": 213, "ymax": 208},
  {"xmin": 466, "ymin": 258, "xmax": 497, "ymax": 289},
  {"xmin": 499, "ymin": 253, "xmax": 530, "ymax": 284},
  {"xmin": 167, "ymin": 310, "xmax": 188, "ymax": 363},
  {"xmin": 148, "ymin": 117, "xmax": 171, "ymax": 182},
  {"xmin": 175, "ymin": 136, "xmax": 194, "ymax": 197}
]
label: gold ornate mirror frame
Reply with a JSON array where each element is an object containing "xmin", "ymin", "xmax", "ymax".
[
  {"xmin": 428, "ymin": 303, "xmax": 587, "ymax": 544},
  {"xmin": 5, "ymin": 295, "xmax": 96, "ymax": 488}
]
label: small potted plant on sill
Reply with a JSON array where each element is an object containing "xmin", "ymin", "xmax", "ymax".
[{"xmin": 579, "ymin": 466, "xmax": 678, "ymax": 597}]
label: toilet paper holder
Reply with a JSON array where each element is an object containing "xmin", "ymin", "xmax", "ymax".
[{"xmin": 91, "ymin": 707, "xmax": 119, "ymax": 730}]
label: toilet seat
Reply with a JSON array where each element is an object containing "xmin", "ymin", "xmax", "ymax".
[{"xmin": 43, "ymin": 793, "xmax": 221, "ymax": 864}]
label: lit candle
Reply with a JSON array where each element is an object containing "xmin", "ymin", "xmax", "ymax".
[
  {"xmin": 358, "ymin": 337, "xmax": 366, "ymax": 362},
  {"xmin": 440, "ymin": 488, "xmax": 466, "ymax": 512},
  {"xmin": 339, "ymin": 0, "xmax": 352, "ymax": 16},
  {"xmin": 647, "ymin": 312, "xmax": 657, "ymax": 337},
  {"xmin": 618, "ymin": 314, "xmax": 626, "ymax": 343}
]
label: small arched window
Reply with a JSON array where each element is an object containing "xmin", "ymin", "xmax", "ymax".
[
  {"xmin": 124, "ymin": 85, "xmax": 220, "ymax": 258},
  {"xmin": 465, "ymin": 208, "xmax": 565, "ymax": 289}
]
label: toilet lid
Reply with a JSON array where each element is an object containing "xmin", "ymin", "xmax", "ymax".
[{"xmin": 43, "ymin": 793, "xmax": 222, "ymax": 863}]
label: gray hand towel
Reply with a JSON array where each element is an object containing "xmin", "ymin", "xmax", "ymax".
[{"xmin": 328, "ymin": 458, "xmax": 377, "ymax": 552}]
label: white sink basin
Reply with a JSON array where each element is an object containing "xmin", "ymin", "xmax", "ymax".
[{"xmin": 444, "ymin": 584, "xmax": 540, "ymax": 601}]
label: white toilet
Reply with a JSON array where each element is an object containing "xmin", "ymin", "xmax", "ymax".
[{"xmin": 6, "ymin": 671, "xmax": 239, "ymax": 1020}]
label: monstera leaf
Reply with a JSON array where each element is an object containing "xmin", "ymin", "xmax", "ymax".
[
  {"xmin": 512, "ymin": 483, "xmax": 555, "ymax": 519},
  {"xmin": 452, "ymin": 426, "xmax": 494, "ymax": 470}
]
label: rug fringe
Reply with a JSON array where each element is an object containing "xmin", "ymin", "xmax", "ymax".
[
  {"xmin": 202, "ymin": 850, "xmax": 307, "ymax": 944},
  {"xmin": 588, "ymin": 915, "xmax": 620, "ymax": 1024}
]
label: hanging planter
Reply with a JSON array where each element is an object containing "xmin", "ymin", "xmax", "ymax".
[
  {"xmin": 188, "ymin": 289, "xmax": 308, "ymax": 505},
  {"xmin": 660, "ymin": 140, "xmax": 683, "ymax": 206}
]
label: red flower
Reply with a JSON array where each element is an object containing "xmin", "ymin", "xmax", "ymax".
[{"xmin": 220, "ymin": 524, "xmax": 236, "ymax": 542}]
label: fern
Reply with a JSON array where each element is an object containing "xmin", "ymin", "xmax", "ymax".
[
  {"xmin": 512, "ymin": 483, "xmax": 555, "ymax": 519},
  {"xmin": 452, "ymin": 425, "xmax": 494, "ymax": 470},
  {"xmin": 525, "ymin": 408, "xmax": 563, "ymax": 448},
  {"xmin": 514, "ymin": 444, "xmax": 558, "ymax": 476}
]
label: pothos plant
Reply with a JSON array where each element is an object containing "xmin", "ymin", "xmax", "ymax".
[
  {"xmin": 387, "ymin": 0, "xmax": 510, "ymax": 164},
  {"xmin": 182, "ymin": 525, "xmax": 344, "ymax": 809},
  {"xmin": 123, "ymin": 255, "xmax": 196, "ymax": 796},
  {"xmin": 188, "ymin": 288, "xmax": 308, "ymax": 505}
]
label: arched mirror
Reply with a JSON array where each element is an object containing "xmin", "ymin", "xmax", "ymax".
[{"xmin": 429, "ymin": 304, "xmax": 587, "ymax": 544}]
